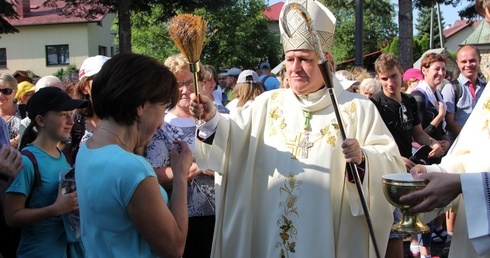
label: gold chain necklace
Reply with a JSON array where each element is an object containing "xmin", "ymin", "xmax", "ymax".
[{"xmin": 98, "ymin": 126, "xmax": 134, "ymax": 152}]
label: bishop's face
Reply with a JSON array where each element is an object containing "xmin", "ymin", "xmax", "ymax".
[{"xmin": 285, "ymin": 50, "xmax": 324, "ymax": 95}]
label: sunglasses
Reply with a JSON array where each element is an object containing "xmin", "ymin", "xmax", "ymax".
[
  {"xmin": 400, "ymin": 103, "xmax": 408, "ymax": 124},
  {"xmin": 0, "ymin": 88, "xmax": 13, "ymax": 95}
]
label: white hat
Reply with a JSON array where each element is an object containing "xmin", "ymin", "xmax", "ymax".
[
  {"xmin": 35, "ymin": 75, "xmax": 63, "ymax": 92},
  {"xmin": 279, "ymin": 0, "xmax": 336, "ymax": 53},
  {"xmin": 227, "ymin": 67, "xmax": 242, "ymax": 77},
  {"xmin": 79, "ymin": 55, "xmax": 110, "ymax": 80},
  {"xmin": 335, "ymin": 74, "xmax": 359, "ymax": 90},
  {"xmin": 237, "ymin": 70, "xmax": 260, "ymax": 84}
]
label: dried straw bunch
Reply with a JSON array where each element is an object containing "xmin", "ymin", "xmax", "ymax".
[{"xmin": 168, "ymin": 14, "xmax": 207, "ymax": 66}]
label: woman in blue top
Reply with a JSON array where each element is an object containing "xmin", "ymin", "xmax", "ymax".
[
  {"xmin": 4, "ymin": 86, "xmax": 88, "ymax": 258},
  {"xmin": 75, "ymin": 52, "xmax": 193, "ymax": 258}
]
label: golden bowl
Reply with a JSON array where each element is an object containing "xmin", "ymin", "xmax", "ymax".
[{"xmin": 382, "ymin": 173, "xmax": 430, "ymax": 234}]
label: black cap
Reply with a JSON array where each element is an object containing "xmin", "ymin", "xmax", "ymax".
[{"xmin": 27, "ymin": 87, "xmax": 88, "ymax": 120}]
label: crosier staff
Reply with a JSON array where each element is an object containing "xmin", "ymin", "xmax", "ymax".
[{"xmin": 280, "ymin": 3, "xmax": 381, "ymax": 258}]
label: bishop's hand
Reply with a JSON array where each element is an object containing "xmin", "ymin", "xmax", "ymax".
[
  {"xmin": 190, "ymin": 93, "xmax": 216, "ymax": 122},
  {"xmin": 341, "ymin": 138, "xmax": 364, "ymax": 165}
]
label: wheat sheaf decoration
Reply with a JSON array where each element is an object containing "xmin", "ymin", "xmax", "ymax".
[{"xmin": 168, "ymin": 14, "xmax": 208, "ymax": 95}]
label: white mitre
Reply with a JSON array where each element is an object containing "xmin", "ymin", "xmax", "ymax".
[{"xmin": 279, "ymin": 0, "xmax": 337, "ymax": 53}]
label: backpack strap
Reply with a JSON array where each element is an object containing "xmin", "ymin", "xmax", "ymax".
[
  {"xmin": 260, "ymin": 75, "xmax": 270, "ymax": 91},
  {"xmin": 261, "ymin": 75, "xmax": 270, "ymax": 85},
  {"xmin": 450, "ymin": 80, "xmax": 462, "ymax": 113},
  {"xmin": 20, "ymin": 150, "xmax": 41, "ymax": 207}
]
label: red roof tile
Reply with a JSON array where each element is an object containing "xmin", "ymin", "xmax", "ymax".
[
  {"xmin": 264, "ymin": 1, "xmax": 284, "ymax": 21},
  {"xmin": 7, "ymin": 0, "xmax": 107, "ymax": 27}
]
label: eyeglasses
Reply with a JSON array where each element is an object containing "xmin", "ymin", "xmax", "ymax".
[
  {"xmin": 400, "ymin": 103, "xmax": 408, "ymax": 123},
  {"xmin": 178, "ymin": 79, "xmax": 194, "ymax": 87},
  {"xmin": 0, "ymin": 88, "xmax": 13, "ymax": 95}
]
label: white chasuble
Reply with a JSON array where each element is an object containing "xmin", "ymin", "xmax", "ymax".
[
  {"xmin": 196, "ymin": 82, "xmax": 405, "ymax": 258},
  {"xmin": 425, "ymin": 85, "xmax": 490, "ymax": 258}
]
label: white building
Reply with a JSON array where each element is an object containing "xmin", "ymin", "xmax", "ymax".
[{"xmin": 0, "ymin": 0, "xmax": 116, "ymax": 78}]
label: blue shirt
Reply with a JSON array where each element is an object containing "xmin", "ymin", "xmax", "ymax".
[
  {"xmin": 76, "ymin": 144, "xmax": 168, "ymax": 258},
  {"xmin": 259, "ymin": 74, "xmax": 280, "ymax": 91},
  {"xmin": 442, "ymin": 74, "xmax": 486, "ymax": 141},
  {"xmin": 7, "ymin": 145, "xmax": 72, "ymax": 258}
]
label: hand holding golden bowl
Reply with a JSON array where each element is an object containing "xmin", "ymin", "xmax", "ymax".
[{"xmin": 382, "ymin": 173, "xmax": 430, "ymax": 234}]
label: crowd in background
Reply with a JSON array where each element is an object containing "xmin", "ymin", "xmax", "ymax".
[{"xmin": 0, "ymin": 1, "xmax": 489, "ymax": 257}]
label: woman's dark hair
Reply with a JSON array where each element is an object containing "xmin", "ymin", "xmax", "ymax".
[
  {"xmin": 91, "ymin": 53, "xmax": 179, "ymax": 126},
  {"xmin": 19, "ymin": 119, "xmax": 42, "ymax": 150}
]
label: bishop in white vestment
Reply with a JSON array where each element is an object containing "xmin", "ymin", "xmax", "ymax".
[{"xmin": 191, "ymin": 1, "xmax": 406, "ymax": 257}]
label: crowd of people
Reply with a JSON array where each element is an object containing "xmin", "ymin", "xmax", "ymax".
[{"xmin": 0, "ymin": 0, "xmax": 490, "ymax": 257}]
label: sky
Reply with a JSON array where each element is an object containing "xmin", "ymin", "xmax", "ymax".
[{"xmin": 267, "ymin": 0, "xmax": 475, "ymax": 32}]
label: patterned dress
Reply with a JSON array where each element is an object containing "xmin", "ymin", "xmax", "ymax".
[
  {"xmin": 5, "ymin": 108, "xmax": 21, "ymax": 140},
  {"xmin": 146, "ymin": 112, "xmax": 215, "ymax": 217}
]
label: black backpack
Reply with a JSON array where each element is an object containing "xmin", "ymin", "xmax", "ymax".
[
  {"xmin": 0, "ymin": 150, "xmax": 42, "ymax": 258},
  {"xmin": 445, "ymin": 80, "xmax": 463, "ymax": 112}
]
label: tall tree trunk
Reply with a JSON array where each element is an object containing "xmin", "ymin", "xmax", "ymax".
[
  {"xmin": 117, "ymin": 0, "xmax": 132, "ymax": 53},
  {"xmin": 398, "ymin": 0, "xmax": 414, "ymax": 70}
]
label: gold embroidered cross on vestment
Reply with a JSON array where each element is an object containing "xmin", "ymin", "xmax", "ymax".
[{"xmin": 285, "ymin": 111, "xmax": 315, "ymax": 159}]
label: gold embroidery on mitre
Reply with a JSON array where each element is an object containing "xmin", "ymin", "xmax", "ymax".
[
  {"xmin": 276, "ymin": 175, "xmax": 302, "ymax": 257},
  {"xmin": 279, "ymin": 0, "xmax": 336, "ymax": 53}
]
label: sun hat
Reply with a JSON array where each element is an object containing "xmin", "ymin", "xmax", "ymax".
[
  {"xmin": 237, "ymin": 70, "xmax": 260, "ymax": 84},
  {"xmin": 78, "ymin": 55, "xmax": 110, "ymax": 80},
  {"xmin": 27, "ymin": 87, "xmax": 88, "ymax": 120},
  {"xmin": 403, "ymin": 68, "xmax": 423, "ymax": 82},
  {"xmin": 226, "ymin": 68, "xmax": 242, "ymax": 77},
  {"xmin": 336, "ymin": 75, "xmax": 359, "ymax": 90},
  {"xmin": 15, "ymin": 81, "xmax": 35, "ymax": 100}
]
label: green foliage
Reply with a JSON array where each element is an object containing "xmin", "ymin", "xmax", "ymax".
[
  {"xmin": 129, "ymin": 4, "xmax": 179, "ymax": 62},
  {"xmin": 195, "ymin": 1, "xmax": 283, "ymax": 70},
  {"xmin": 129, "ymin": 1, "xmax": 282, "ymax": 71},
  {"xmin": 52, "ymin": 64, "xmax": 78, "ymax": 80},
  {"xmin": 413, "ymin": 34, "xmax": 430, "ymax": 60},
  {"xmin": 458, "ymin": 0, "xmax": 478, "ymax": 20},
  {"xmin": 42, "ymin": 0, "xmax": 233, "ymax": 53},
  {"xmin": 328, "ymin": 0, "xmax": 397, "ymax": 63},
  {"xmin": 416, "ymin": 7, "xmax": 445, "ymax": 48},
  {"xmin": 413, "ymin": 0, "xmax": 463, "ymax": 9},
  {"xmin": 383, "ymin": 37, "xmax": 399, "ymax": 56},
  {"xmin": 383, "ymin": 34, "xmax": 431, "ymax": 63},
  {"xmin": 0, "ymin": 0, "xmax": 19, "ymax": 34}
]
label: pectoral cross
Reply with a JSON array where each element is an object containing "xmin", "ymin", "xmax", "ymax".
[
  {"xmin": 286, "ymin": 133, "xmax": 313, "ymax": 159},
  {"xmin": 298, "ymin": 133, "xmax": 313, "ymax": 159}
]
